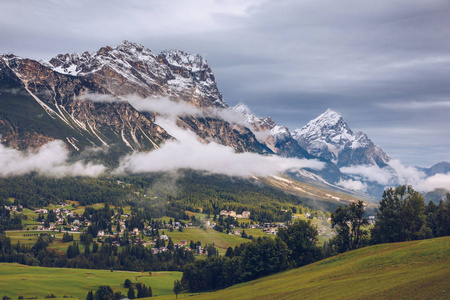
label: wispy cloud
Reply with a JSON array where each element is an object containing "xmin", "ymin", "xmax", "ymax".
[
  {"xmin": 81, "ymin": 93, "xmax": 248, "ymax": 125},
  {"xmin": 116, "ymin": 117, "xmax": 324, "ymax": 177},
  {"xmin": 0, "ymin": 140, "xmax": 105, "ymax": 177},
  {"xmin": 341, "ymin": 159, "xmax": 450, "ymax": 192},
  {"xmin": 337, "ymin": 178, "xmax": 368, "ymax": 192},
  {"xmin": 387, "ymin": 56, "xmax": 450, "ymax": 69},
  {"xmin": 123, "ymin": 95, "xmax": 204, "ymax": 117}
]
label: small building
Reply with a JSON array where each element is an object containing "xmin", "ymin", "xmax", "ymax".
[{"xmin": 242, "ymin": 211, "xmax": 251, "ymax": 218}]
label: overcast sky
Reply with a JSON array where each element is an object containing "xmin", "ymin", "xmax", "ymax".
[{"xmin": 1, "ymin": 0, "xmax": 449, "ymax": 167}]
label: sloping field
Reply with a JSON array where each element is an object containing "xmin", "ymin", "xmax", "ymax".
[
  {"xmin": 0, "ymin": 263, "xmax": 182, "ymax": 299},
  {"xmin": 191, "ymin": 236, "xmax": 450, "ymax": 300}
]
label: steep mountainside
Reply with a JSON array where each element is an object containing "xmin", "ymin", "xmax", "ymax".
[
  {"xmin": 48, "ymin": 41, "xmax": 226, "ymax": 108},
  {"xmin": 233, "ymin": 103, "xmax": 311, "ymax": 158},
  {"xmin": 292, "ymin": 109, "xmax": 390, "ymax": 167},
  {"xmin": 0, "ymin": 54, "xmax": 170, "ymax": 155},
  {"xmin": 0, "ymin": 41, "xmax": 267, "ymax": 156}
]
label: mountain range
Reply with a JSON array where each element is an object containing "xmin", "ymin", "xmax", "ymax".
[{"xmin": 0, "ymin": 41, "xmax": 448, "ymax": 200}]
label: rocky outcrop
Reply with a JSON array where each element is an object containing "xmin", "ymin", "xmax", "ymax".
[{"xmin": 177, "ymin": 115, "xmax": 271, "ymax": 154}]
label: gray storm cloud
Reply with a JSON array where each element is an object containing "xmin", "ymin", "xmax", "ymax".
[{"xmin": 0, "ymin": 140, "xmax": 105, "ymax": 177}]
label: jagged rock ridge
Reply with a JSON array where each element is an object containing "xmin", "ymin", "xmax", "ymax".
[
  {"xmin": 233, "ymin": 103, "xmax": 311, "ymax": 159},
  {"xmin": 49, "ymin": 41, "xmax": 226, "ymax": 108},
  {"xmin": 0, "ymin": 41, "xmax": 268, "ymax": 157}
]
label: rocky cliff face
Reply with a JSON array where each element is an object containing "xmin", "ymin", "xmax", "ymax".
[
  {"xmin": 177, "ymin": 115, "xmax": 271, "ymax": 154},
  {"xmin": 48, "ymin": 41, "xmax": 226, "ymax": 108},
  {"xmin": 0, "ymin": 41, "xmax": 267, "ymax": 157},
  {"xmin": 0, "ymin": 53, "xmax": 171, "ymax": 154},
  {"xmin": 292, "ymin": 109, "xmax": 390, "ymax": 167}
]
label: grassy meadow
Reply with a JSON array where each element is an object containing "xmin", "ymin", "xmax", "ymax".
[
  {"xmin": 0, "ymin": 263, "xmax": 182, "ymax": 299},
  {"xmin": 164, "ymin": 228, "xmax": 249, "ymax": 254},
  {"xmin": 188, "ymin": 236, "xmax": 450, "ymax": 300},
  {"xmin": 1, "ymin": 228, "xmax": 448, "ymax": 299}
]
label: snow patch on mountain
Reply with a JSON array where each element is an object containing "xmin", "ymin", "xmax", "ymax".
[{"xmin": 160, "ymin": 49, "xmax": 208, "ymax": 73}]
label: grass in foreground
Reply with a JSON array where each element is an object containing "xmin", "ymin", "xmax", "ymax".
[
  {"xmin": 0, "ymin": 263, "xmax": 182, "ymax": 299},
  {"xmin": 189, "ymin": 236, "xmax": 450, "ymax": 300}
]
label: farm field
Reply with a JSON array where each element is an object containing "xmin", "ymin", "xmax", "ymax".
[
  {"xmin": 164, "ymin": 228, "xmax": 249, "ymax": 254},
  {"xmin": 189, "ymin": 236, "xmax": 450, "ymax": 300},
  {"xmin": 4, "ymin": 231, "xmax": 85, "ymax": 252},
  {"xmin": 0, "ymin": 263, "xmax": 182, "ymax": 299}
]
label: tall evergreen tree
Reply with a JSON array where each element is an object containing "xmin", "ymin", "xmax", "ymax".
[
  {"xmin": 86, "ymin": 290, "xmax": 94, "ymax": 300},
  {"xmin": 127, "ymin": 286, "xmax": 135, "ymax": 299},
  {"xmin": 330, "ymin": 201, "xmax": 369, "ymax": 252}
]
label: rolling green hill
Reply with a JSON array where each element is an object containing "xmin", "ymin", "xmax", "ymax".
[{"xmin": 189, "ymin": 236, "xmax": 450, "ymax": 300}]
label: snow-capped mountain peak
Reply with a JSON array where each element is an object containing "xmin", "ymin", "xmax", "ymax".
[
  {"xmin": 47, "ymin": 41, "xmax": 226, "ymax": 108},
  {"xmin": 292, "ymin": 109, "xmax": 389, "ymax": 167},
  {"xmin": 303, "ymin": 108, "xmax": 352, "ymax": 136},
  {"xmin": 317, "ymin": 108, "xmax": 343, "ymax": 125},
  {"xmin": 116, "ymin": 40, "xmax": 148, "ymax": 54}
]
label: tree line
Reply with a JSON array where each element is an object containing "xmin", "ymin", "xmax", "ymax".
[
  {"xmin": 0, "ymin": 234, "xmax": 195, "ymax": 272},
  {"xmin": 181, "ymin": 219, "xmax": 323, "ymax": 292},
  {"xmin": 181, "ymin": 185, "xmax": 450, "ymax": 293},
  {"xmin": 329, "ymin": 185, "xmax": 450, "ymax": 253}
]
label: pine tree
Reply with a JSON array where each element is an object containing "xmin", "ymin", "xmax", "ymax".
[
  {"xmin": 173, "ymin": 280, "xmax": 183, "ymax": 299},
  {"xmin": 127, "ymin": 286, "xmax": 135, "ymax": 299},
  {"xmin": 123, "ymin": 279, "xmax": 132, "ymax": 288},
  {"xmin": 86, "ymin": 290, "xmax": 94, "ymax": 300},
  {"xmin": 136, "ymin": 283, "xmax": 144, "ymax": 298}
]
